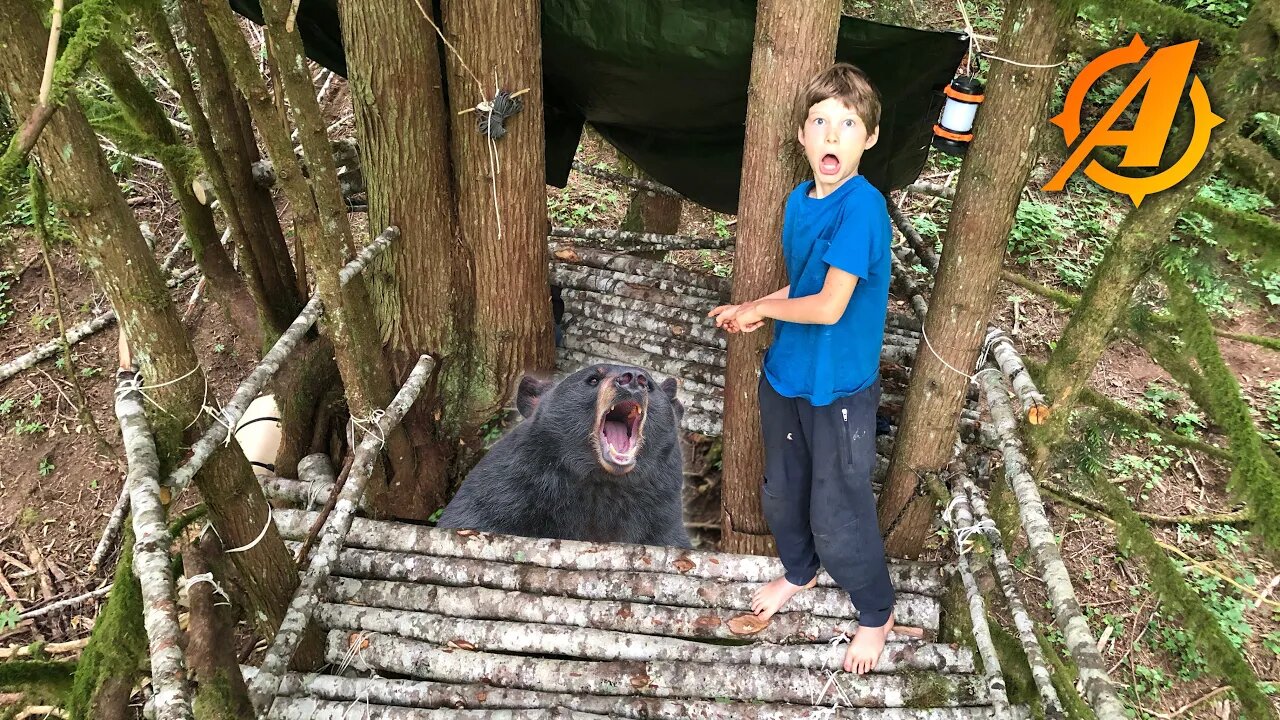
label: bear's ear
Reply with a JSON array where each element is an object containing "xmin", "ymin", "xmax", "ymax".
[
  {"xmin": 516, "ymin": 376, "xmax": 553, "ymax": 418},
  {"xmin": 660, "ymin": 377, "xmax": 683, "ymax": 419}
]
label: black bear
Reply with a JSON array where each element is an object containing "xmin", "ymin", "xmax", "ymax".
[{"xmin": 437, "ymin": 363, "xmax": 691, "ymax": 548}]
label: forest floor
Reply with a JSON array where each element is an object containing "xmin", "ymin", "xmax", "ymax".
[{"xmin": 1, "ymin": 7, "xmax": 1278, "ymax": 719}]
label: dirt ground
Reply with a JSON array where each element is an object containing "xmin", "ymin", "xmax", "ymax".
[{"xmin": 2, "ymin": 16, "xmax": 1280, "ymax": 719}]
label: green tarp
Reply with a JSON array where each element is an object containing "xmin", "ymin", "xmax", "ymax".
[{"xmin": 229, "ymin": 0, "xmax": 968, "ymax": 213}]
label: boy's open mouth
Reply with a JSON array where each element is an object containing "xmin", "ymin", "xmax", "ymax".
[
  {"xmin": 597, "ymin": 399, "xmax": 645, "ymax": 473},
  {"xmin": 819, "ymin": 153, "xmax": 841, "ymax": 175}
]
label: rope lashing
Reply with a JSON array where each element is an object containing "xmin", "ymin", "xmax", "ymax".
[{"xmin": 475, "ymin": 89, "xmax": 524, "ymax": 140}]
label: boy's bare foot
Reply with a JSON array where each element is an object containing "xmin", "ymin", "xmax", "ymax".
[
  {"xmin": 843, "ymin": 611, "xmax": 895, "ymax": 674},
  {"xmin": 751, "ymin": 575, "xmax": 817, "ymax": 620}
]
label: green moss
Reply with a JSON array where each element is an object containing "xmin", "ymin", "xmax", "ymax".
[
  {"xmin": 0, "ymin": 660, "xmax": 76, "ymax": 693},
  {"xmin": 900, "ymin": 669, "xmax": 960, "ymax": 708},
  {"xmin": 192, "ymin": 668, "xmax": 252, "ymax": 720},
  {"xmin": 66, "ymin": 525, "xmax": 145, "ymax": 720},
  {"xmin": 987, "ymin": 617, "xmax": 1039, "ymax": 715},
  {"xmin": 1035, "ymin": 627, "xmax": 1098, "ymax": 720},
  {"xmin": 939, "ymin": 572, "xmax": 976, "ymax": 647}
]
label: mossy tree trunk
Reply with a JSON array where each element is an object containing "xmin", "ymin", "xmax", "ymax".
[
  {"xmin": 92, "ymin": 40, "xmax": 262, "ymax": 346},
  {"xmin": 0, "ymin": 0, "xmax": 308, "ymax": 664},
  {"xmin": 720, "ymin": 0, "xmax": 839, "ymax": 555},
  {"xmin": 170, "ymin": 0, "xmax": 304, "ymax": 339},
  {"xmin": 618, "ymin": 153, "xmax": 681, "ymax": 261},
  {"xmin": 441, "ymin": 0, "xmax": 556, "ymax": 470},
  {"xmin": 877, "ymin": 0, "xmax": 1074, "ymax": 558},
  {"xmin": 1033, "ymin": 5, "xmax": 1274, "ymax": 470}
]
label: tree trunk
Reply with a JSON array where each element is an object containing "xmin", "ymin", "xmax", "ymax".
[
  {"xmin": 721, "ymin": 0, "xmax": 839, "ymax": 554},
  {"xmin": 1033, "ymin": 7, "xmax": 1272, "ymax": 469},
  {"xmin": 340, "ymin": 0, "xmax": 465, "ymax": 519},
  {"xmin": 172, "ymin": 0, "xmax": 303, "ymax": 339},
  {"xmin": 0, "ymin": 0, "xmax": 305, "ymax": 653},
  {"xmin": 92, "ymin": 40, "xmax": 262, "ymax": 347},
  {"xmin": 441, "ymin": 0, "xmax": 557, "ymax": 458},
  {"xmin": 878, "ymin": 0, "xmax": 1073, "ymax": 557},
  {"xmin": 618, "ymin": 153, "xmax": 681, "ymax": 261},
  {"xmin": 182, "ymin": 536, "xmax": 254, "ymax": 720}
]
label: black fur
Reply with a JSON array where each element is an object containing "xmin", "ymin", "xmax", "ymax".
[{"xmin": 437, "ymin": 364, "xmax": 690, "ymax": 548}]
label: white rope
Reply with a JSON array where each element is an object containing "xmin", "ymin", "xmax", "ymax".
[
  {"xmin": 224, "ymin": 503, "xmax": 273, "ymax": 555},
  {"xmin": 183, "ymin": 571, "xmax": 231, "ymax": 607},
  {"xmin": 335, "ymin": 631, "xmax": 370, "ymax": 675},
  {"xmin": 981, "ymin": 52, "xmax": 1066, "ymax": 69},
  {"xmin": 944, "ymin": 490, "xmax": 998, "ymax": 553},
  {"xmin": 919, "ymin": 324, "xmax": 1002, "ymax": 383},
  {"xmin": 349, "ymin": 409, "xmax": 387, "ymax": 449}
]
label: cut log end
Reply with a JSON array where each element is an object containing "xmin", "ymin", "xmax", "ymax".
[{"xmin": 1026, "ymin": 403, "xmax": 1050, "ymax": 426}]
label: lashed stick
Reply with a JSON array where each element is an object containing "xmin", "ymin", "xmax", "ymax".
[
  {"xmin": 247, "ymin": 354, "xmax": 435, "ymax": 713},
  {"xmin": 115, "ymin": 371, "xmax": 193, "ymax": 720}
]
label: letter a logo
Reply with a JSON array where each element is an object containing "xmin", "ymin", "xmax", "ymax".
[{"xmin": 1043, "ymin": 35, "xmax": 1223, "ymax": 206}]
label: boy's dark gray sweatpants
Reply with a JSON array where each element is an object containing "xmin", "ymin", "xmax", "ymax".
[{"xmin": 759, "ymin": 374, "xmax": 895, "ymax": 628}]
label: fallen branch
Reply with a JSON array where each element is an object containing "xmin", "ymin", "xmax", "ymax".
[
  {"xmin": 250, "ymin": 668, "xmax": 999, "ymax": 720},
  {"xmin": 115, "ymin": 371, "xmax": 193, "ymax": 720},
  {"xmin": 552, "ymin": 246, "xmax": 728, "ymax": 296},
  {"xmin": 986, "ymin": 330, "xmax": 1049, "ymax": 425},
  {"xmin": 16, "ymin": 585, "xmax": 111, "ymax": 621},
  {"xmin": 570, "ymin": 159, "xmax": 683, "ymax": 198},
  {"xmin": 293, "ymin": 454, "xmax": 354, "ymax": 567},
  {"xmin": 324, "ymin": 630, "xmax": 987, "ymax": 707},
  {"xmin": 166, "ymin": 227, "xmax": 397, "ymax": 494},
  {"xmin": 977, "ymin": 368, "xmax": 1127, "ymax": 720},
  {"xmin": 316, "ymin": 603, "xmax": 962, "ymax": 672},
  {"xmin": 314, "ymin": 545, "xmax": 938, "ymax": 626},
  {"xmin": 1041, "ymin": 476, "xmax": 1249, "ymax": 527},
  {"xmin": 247, "ymin": 354, "xmax": 435, "ymax": 714},
  {"xmin": 888, "ymin": 247, "xmax": 929, "ymax": 322},
  {"xmin": 270, "ymin": 510, "xmax": 947, "ymax": 595},
  {"xmin": 903, "ymin": 182, "xmax": 955, "ymax": 201},
  {"xmin": 0, "ymin": 637, "xmax": 89, "ymax": 660},
  {"xmin": 550, "ymin": 226, "xmax": 731, "ymax": 252},
  {"xmin": 888, "ymin": 201, "xmax": 940, "ymax": 273},
  {"xmin": 89, "ymin": 485, "xmax": 131, "ymax": 575},
  {"xmin": 0, "ymin": 311, "xmax": 116, "ymax": 384}
]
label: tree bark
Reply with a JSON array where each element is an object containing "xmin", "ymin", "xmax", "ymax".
[
  {"xmin": 339, "ymin": 0, "xmax": 469, "ymax": 519},
  {"xmin": 0, "ymin": 0, "xmax": 304, "ymax": 657},
  {"xmin": 182, "ymin": 535, "xmax": 254, "ymax": 720},
  {"xmin": 617, "ymin": 153, "xmax": 682, "ymax": 261},
  {"xmin": 878, "ymin": 0, "xmax": 1074, "ymax": 557},
  {"xmin": 441, "ymin": 0, "xmax": 557, "ymax": 450},
  {"xmin": 721, "ymin": 0, "xmax": 839, "ymax": 555},
  {"xmin": 173, "ymin": 0, "xmax": 303, "ymax": 337}
]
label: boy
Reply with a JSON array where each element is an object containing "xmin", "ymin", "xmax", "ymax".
[{"xmin": 709, "ymin": 62, "xmax": 895, "ymax": 675}]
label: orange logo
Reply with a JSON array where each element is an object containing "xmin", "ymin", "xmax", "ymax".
[{"xmin": 1043, "ymin": 35, "xmax": 1223, "ymax": 206}]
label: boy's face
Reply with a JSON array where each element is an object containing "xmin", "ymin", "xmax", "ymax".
[{"xmin": 797, "ymin": 97, "xmax": 879, "ymax": 196}]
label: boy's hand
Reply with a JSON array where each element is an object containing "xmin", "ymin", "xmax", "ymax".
[
  {"xmin": 708, "ymin": 304, "xmax": 741, "ymax": 330},
  {"xmin": 734, "ymin": 302, "xmax": 765, "ymax": 333}
]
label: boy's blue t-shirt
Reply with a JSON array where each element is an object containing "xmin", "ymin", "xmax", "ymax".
[{"xmin": 762, "ymin": 174, "xmax": 892, "ymax": 407}]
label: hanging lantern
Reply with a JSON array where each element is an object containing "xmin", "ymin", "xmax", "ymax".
[{"xmin": 932, "ymin": 76, "xmax": 985, "ymax": 155}]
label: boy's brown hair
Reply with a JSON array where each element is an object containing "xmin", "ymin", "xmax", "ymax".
[{"xmin": 797, "ymin": 62, "xmax": 881, "ymax": 131}]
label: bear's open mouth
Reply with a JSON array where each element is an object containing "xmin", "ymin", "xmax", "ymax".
[{"xmin": 598, "ymin": 399, "xmax": 644, "ymax": 469}]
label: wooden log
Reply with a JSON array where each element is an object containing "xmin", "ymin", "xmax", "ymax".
[
  {"xmin": 115, "ymin": 371, "xmax": 193, "ymax": 720},
  {"xmin": 323, "ymin": 630, "xmax": 987, "ymax": 707},
  {"xmin": 270, "ymin": 699, "xmax": 605, "ymax": 720},
  {"xmin": 561, "ymin": 288, "xmax": 724, "ymax": 347},
  {"xmin": 552, "ymin": 261, "xmax": 723, "ymax": 303},
  {"xmin": 888, "ymin": 200, "xmax": 940, "ymax": 274},
  {"xmin": 551, "ymin": 246, "xmax": 728, "ymax": 296},
  {"xmin": 961, "ymin": 476, "xmax": 1063, "ymax": 717},
  {"xmin": 322, "ymin": 576, "xmax": 857, "ymax": 645},
  {"xmin": 314, "ymin": 546, "xmax": 938, "ymax": 627},
  {"xmin": 316, "ymin": 603, "xmax": 963, "ymax": 673},
  {"xmin": 562, "ymin": 314, "xmax": 726, "ymax": 368},
  {"xmin": 270, "ymin": 509, "xmax": 947, "ymax": 595},
  {"xmin": 570, "ymin": 159, "xmax": 683, "ymax": 198},
  {"xmin": 247, "ymin": 355, "xmax": 435, "ymax": 713},
  {"xmin": 550, "ymin": 226, "xmax": 731, "ymax": 252},
  {"xmin": 985, "ymin": 330, "xmax": 1049, "ymax": 425},
  {"xmin": 166, "ymin": 227, "xmax": 397, "ymax": 494},
  {"xmin": 941, "ymin": 472, "xmax": 1010, "ymax": 716},
  {"xmin": 904, "ymin": 182, "xmax": 955, "ymax": 201},
  {"xmin": 248, "ymin": 668, "xmax": 1004, "ymax": 720},
  {"xmin": 16, "ymin": 585, "xmax": 111, "ymax": 621},
  {"xmin": 560, "ymin": 330, "xmax": 725, "ymax": 389},
  {"xmin": 553, "ymin": 264, "xmax": 719, "ymax": 315},
  {"xmin": 888, "ymin": 245, "xmax": 929, "ymax": 322},
  {"xmin": 977, "ymin": 368, "xmax": 1125, "ymax": 718}
]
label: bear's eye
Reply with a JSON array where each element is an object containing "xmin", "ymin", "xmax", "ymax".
[{"xmin": 586, "ymin": 375, "xmax": 600, "ymax": 386}]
